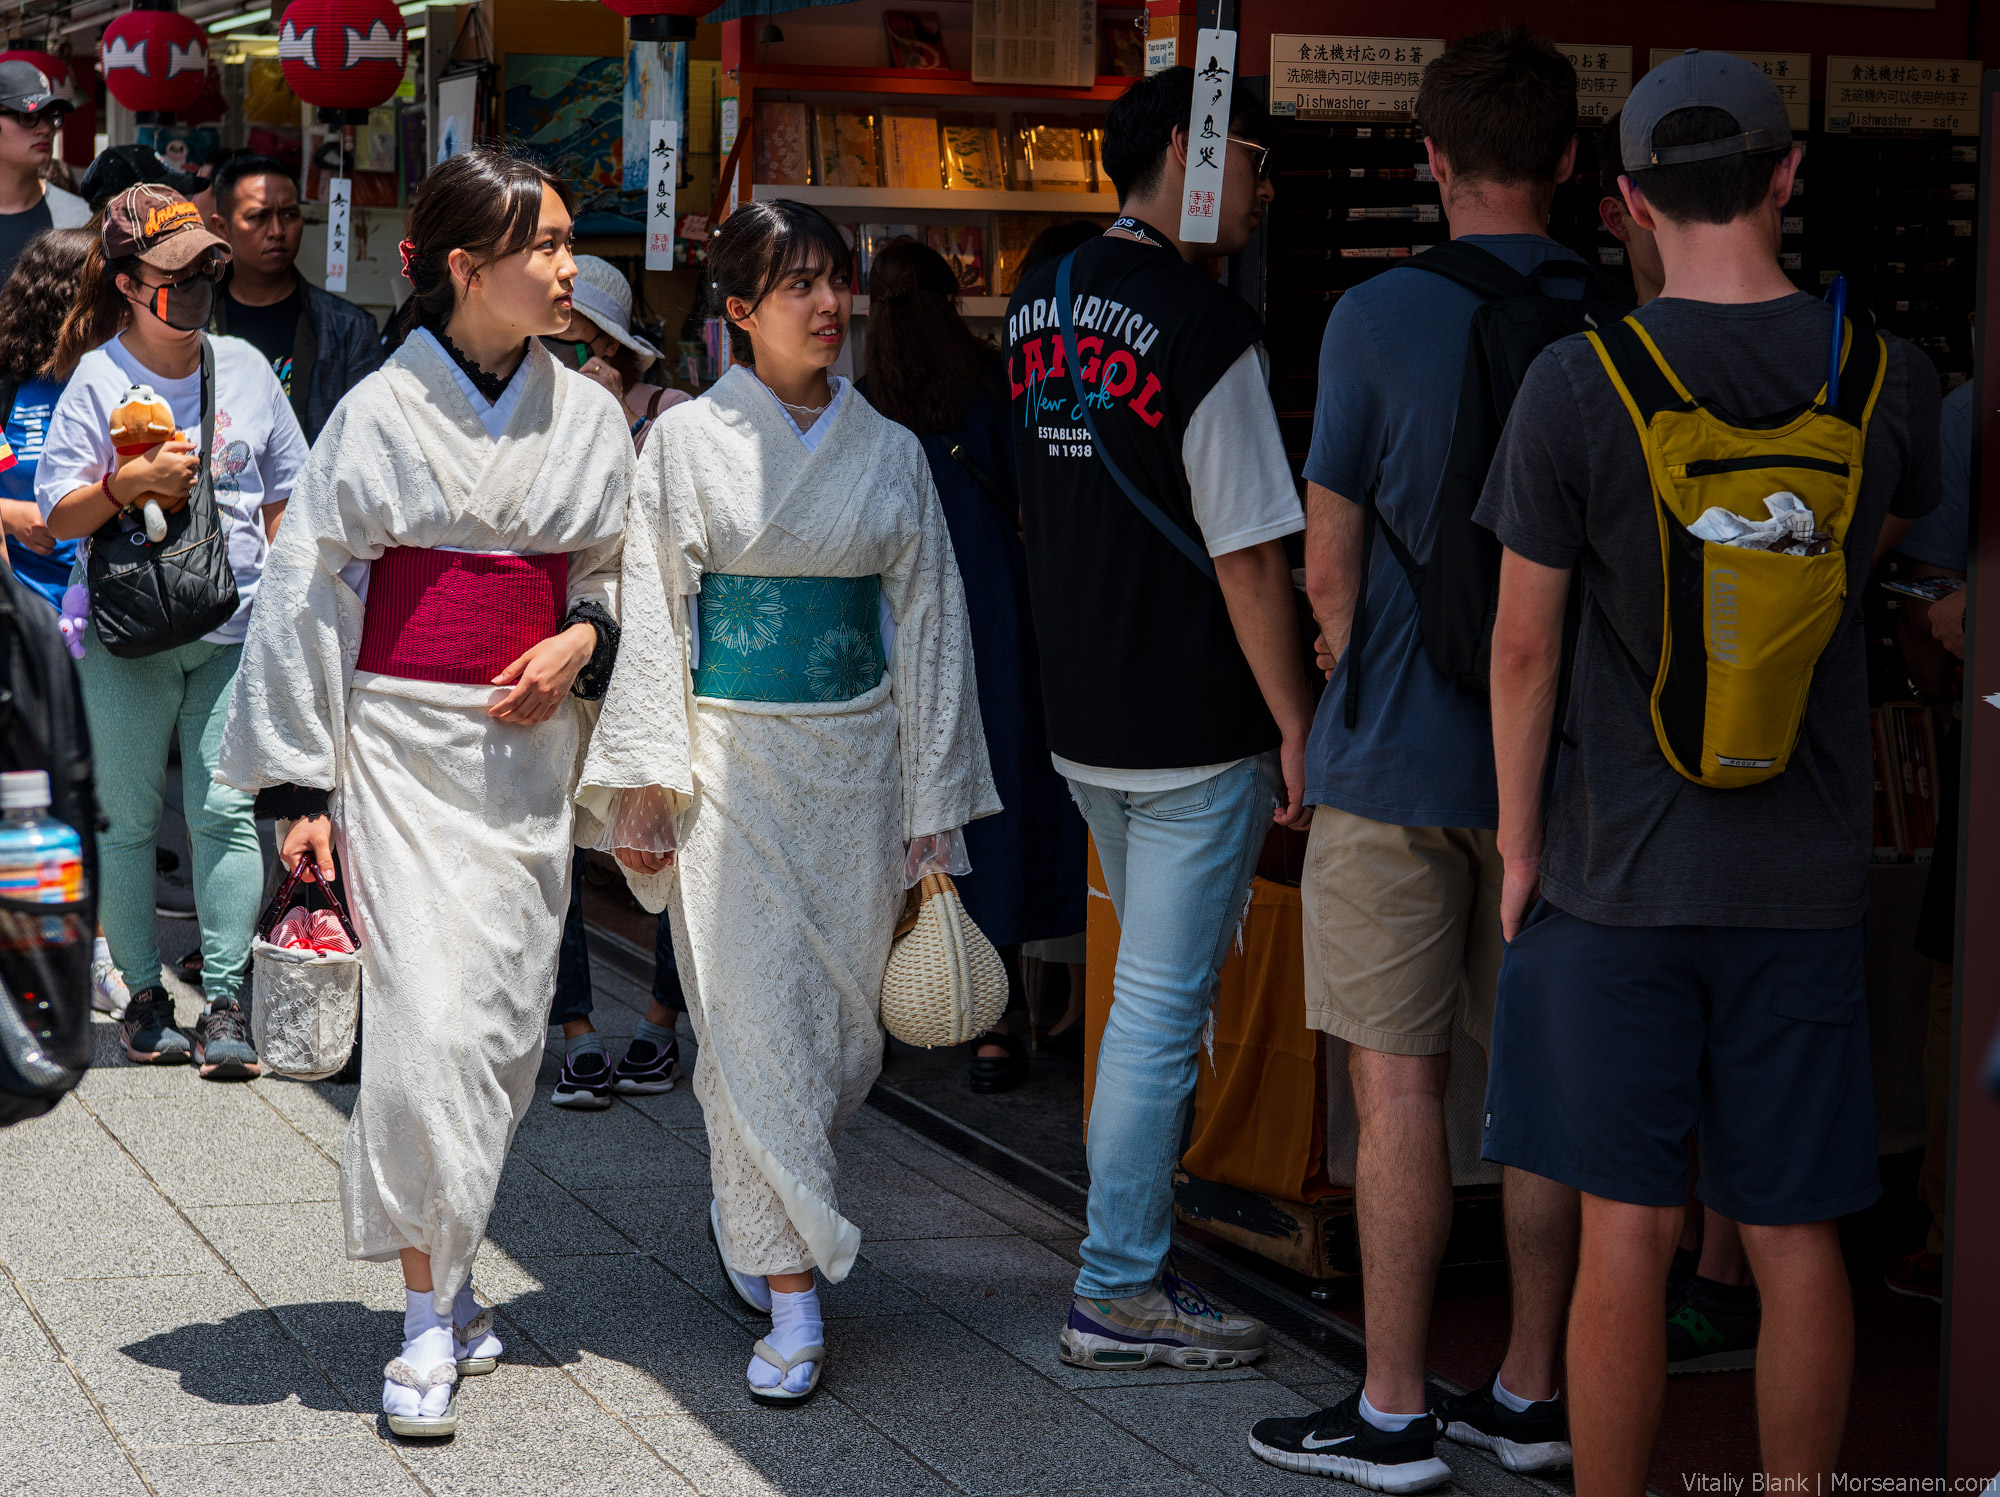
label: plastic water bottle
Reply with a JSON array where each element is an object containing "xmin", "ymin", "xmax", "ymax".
[{"xmin": 0, "ymin": 771, "xmax": 84, "ymax": 904}]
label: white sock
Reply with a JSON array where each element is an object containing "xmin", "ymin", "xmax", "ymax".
[
  {"xmin": 451, "ymin": 1280, "xmax": 478, "ymax": 1326},
  {"xmin": 93, "ymin": 936, "xmax": 111, "ymax": 965},
  {"xmin": 748, "ymin": 1287, "xmax": 823, "ymax": 1393},
  {"xmin": 386, "ymin": 1290, "xmax": 455, "ymax": 1419},
  {"xmin": 566, "ymin": 1030, "xmax": 610, "ymax": 1059},
  {"xmin": 1492, "ymin": 1374, "xmax": 1548, "ymax": 1412},
  {"xmin": 404, "ymin": 1289, "xmax": 449, "ymax": 1352},
  {"xmin": 1359, "ymin": 1389, "xmax": 1421, "ymax": 1431}
]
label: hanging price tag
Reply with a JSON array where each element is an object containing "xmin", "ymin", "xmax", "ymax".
[
  {"xmin": 1179, "ymin": 29, "xmax": 1236, "ymax": 245},
  {"xmin": 646, "ymin": 120, "xmax": 678, "ymax": 272},
  {"xmin": 325, "ymin": 177, "xmax": 351, "ymax": 293}
]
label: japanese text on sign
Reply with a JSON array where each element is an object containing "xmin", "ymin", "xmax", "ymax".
[
  {"xmin": 1648, "ymin": 51, "xmax": 1812, "ymax": 130},
  {"xmin": 1268, "ymin": 34, "xmax": 1443, "ymax": 120},
  {"xmin": 1556, "ymin": 44, "xmax": 1633, "ymax": 123},
  {"xmin": 325, "ymin": 177, "xmax": 351, "ymax": 294},
  {"xmin": 647, "ymin": 120, "xmax": 679, "ymax": 272},
  {"xmin": 1180, "ymin": 29, "xmax": 1234, "ymax": 244},
  {"xmin": 1824, "ymin": 56, "xmax": 1981, "ymax": 136}
]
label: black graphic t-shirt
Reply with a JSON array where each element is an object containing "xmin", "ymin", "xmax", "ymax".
[
  {"xmin": 1007, "ymin": 224, "xmax": 1271, "ymax": 769},
  {"xmin": 224, "ymin": 284, "xmax": 303, "ymax": 396}
]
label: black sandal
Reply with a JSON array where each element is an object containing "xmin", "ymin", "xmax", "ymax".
[
  {"xmin": 968, "ymin": 1029, "xmax": 1029, "ymax": 1094},
  {"xmin": 174, "ymin": 948, "xmax": 205, "ymax": 988},
  {"xmin": 1036, "ymin": 1019, "xmax": 1084, "ymax": 1057}
]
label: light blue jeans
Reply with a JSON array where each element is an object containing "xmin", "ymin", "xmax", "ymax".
[{"xmin": 1066, "ymin": 751, "xmax": 1281, "ymax": 1300}]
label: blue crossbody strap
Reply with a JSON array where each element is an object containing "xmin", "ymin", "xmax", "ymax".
[{"xmin": 1054, "ymin": 250, "xmax": 1217, "ymax": 583}]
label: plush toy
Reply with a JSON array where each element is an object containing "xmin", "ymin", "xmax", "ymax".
[
  {"xmin": 109, "ymin": 384, "xmax": 188, "ymax": 544},
  {"xmin": 56, "ymin": 583, "xmax": 87, "ymax": 660}
]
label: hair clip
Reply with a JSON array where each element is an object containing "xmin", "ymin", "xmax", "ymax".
[{"xmin": 398, "ymin": 238, "xmax": 418, "ymax": 281}]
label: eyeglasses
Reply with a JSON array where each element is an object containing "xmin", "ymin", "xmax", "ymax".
[
  {"xmin": 1228, "ymin": 136, "xmax": 1271, "ymax": 180},
  {"xmin": 0, "ymin": 109, "xmax": 57, "ymax": 130}
]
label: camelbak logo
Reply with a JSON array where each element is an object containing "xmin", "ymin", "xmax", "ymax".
[{"xmin": 1708, "ymin": 568, "xmax": 1741, "ymax": 664}]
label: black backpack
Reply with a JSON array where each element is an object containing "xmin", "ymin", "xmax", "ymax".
[
  {"xmin": 0, "ymin": 560, "xmax": 97, "ymax": 1127},
  {"xmin": 1344, "ymin": 241, "xmax": 1632, "ymax": 726},
  {"xmin": 86, "ymin": 336, "xmax": 240, "ymax": 658}
]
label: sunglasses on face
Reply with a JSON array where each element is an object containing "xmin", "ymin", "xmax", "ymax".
[
  {"xmin": 136, "ymin": 259, "xmax": 224, "ymax": 294},
  {"xmin": 1227, "ymin": 136, "xmax": 1272, "ymax": 180}
]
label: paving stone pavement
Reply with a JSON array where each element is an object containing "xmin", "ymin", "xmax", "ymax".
[{"xmin": 0, "ymin": 944, "xmax": 1557, "ymax": 1497}]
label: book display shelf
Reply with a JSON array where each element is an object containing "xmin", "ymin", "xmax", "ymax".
[{"xmin": 716, "ymin": 6, "xmax": 1144, "ymax": 320}]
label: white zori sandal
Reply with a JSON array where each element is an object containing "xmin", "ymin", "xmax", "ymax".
[
  {"xmin": 747, "ymin": 1338, "xmax": 824, "ymax": 1406},
  {"xmin": 383, "ymin": 1352, "xmax": 459, "ymax": 1438},
  {"xmin": 454, "ymin": 1305, "xmax": 503, "ymax": 1376}
]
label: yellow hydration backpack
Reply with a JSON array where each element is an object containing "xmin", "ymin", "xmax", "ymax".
[{"xmin": 1587, "ymin": 312, "xmax": 1885, "ymax": 789}]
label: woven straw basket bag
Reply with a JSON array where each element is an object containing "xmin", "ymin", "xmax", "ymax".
[
  {"xmin": 879, "ymin": 873, "xmax": 1008, "ymax": 1047},
  {"xmin": 249, "ymin": 860, "xmax": 362, "ymax": 1081}
]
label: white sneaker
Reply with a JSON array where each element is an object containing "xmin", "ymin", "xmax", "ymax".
[{"xmin": 91, "ymin": 955, "xmax": 129, "ymax": 1019}]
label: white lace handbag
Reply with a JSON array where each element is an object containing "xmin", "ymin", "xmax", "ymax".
[
  {"xmin": 879, "ymin": 873, "xmax": 1008, "ymax": 1047},
  {"xmin": 250, "ymin": 860, "xmax": 362, "ymax": 1081}
]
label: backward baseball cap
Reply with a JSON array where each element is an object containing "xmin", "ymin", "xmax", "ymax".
[{"xmin": 1620, "ymin": 49, "xmax": 1791, "ymax": 174}]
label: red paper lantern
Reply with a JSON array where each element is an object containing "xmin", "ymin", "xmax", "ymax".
[
  {"xmin": 278, "ymin": 0, "xmax": 408, "ymax": 114},
  {"xmin": 600, "ymin": 0, "xmax": 718, "ymax": 42},
  {"xmin": 0, "ymin": 50, "xmax": 67, "ymax": 89},
  {"xmin": 100, "ymin": 9, "xmax": 208, "ymax": 117}
]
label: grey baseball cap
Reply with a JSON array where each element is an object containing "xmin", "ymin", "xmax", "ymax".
[
  {"xmin": 0, "ymin": 59, "xmax": 67, "ymax": 118},
  {"xmin": 1620, "ymin": 49, "xmax": 1790, "ymax": 174}
]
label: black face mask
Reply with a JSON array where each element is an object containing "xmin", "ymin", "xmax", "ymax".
[{"xmin": 131, "ymin": 270, "xmax": 215, "ymax": 333}]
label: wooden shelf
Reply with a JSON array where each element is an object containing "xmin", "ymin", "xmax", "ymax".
[
  {"xmin": 854, "ymin": 294, "xmax": 1009, "ymax": 317},
  {"xmin": 752, "ymin": 182, "xmax": 1117, "ymax": 212},
  {"xmin": 740, "ymin": 65, "xmax": 1131, "ymax": 102}
]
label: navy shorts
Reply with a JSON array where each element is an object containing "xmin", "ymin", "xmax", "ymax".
[{"xmin": 1482, "ymin": 902, "xmax": 1881, "ymax": 1225}]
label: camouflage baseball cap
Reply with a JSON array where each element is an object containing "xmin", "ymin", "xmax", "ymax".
[{"xmin": 102, "ymin": 183, "xmax": 230, "ymax": 272}]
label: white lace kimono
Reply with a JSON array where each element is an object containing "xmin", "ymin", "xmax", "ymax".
[
  {"xmin": 580, "ymin": 366, "xmax": 999, "ymax": 1281},
  {"xmin": 217, "ymin": 336, "xmax": 633, "ymax": 1314}
]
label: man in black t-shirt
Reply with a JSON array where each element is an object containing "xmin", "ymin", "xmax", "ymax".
[
  {"xmin": 206, "ymin": 155, "xmax": 381, "ymax": 443},
  {"xmin": 1477, "ymin": 54, "xmax": 1939, "ymax": 1483},
  {"xmin": 1008, "ymin": 68, "xmax": 1312, "ymax": 1376}
]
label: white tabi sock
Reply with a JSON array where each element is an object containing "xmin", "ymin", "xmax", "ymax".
[
  {"xmin": 385, "ymin": 1290, "xmax": 455, "ymax": 1419},
  {"xmin": 747, "ymin": 1287, "xmax": 824, "ymax": 1394}
]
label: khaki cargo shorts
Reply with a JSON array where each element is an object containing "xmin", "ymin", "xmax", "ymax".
[{"xmin": 1301, "ymin": 806, "xmax": 1504, "ymax": 1056}]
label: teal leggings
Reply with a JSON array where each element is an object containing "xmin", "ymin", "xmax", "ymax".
[{"xmin": 75, "ymin": 632, "xmax": 264, "ymax": 1006}]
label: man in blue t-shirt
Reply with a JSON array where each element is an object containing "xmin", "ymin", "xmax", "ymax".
[{"xmin": 1249, "ymin": 25, "xmax": 1581, "ymax": 1489}]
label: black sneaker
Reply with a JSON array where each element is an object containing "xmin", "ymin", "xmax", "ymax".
[
  {"xmin": 1248, "ymin": 1389, "xmax": 1452, "ymax": 1493},
  {"xmin": 121, "ymin": 987, "xmax": 190, "ymax": 1065},
  {"xmin": 191, "ymin": 1000, "xmax": 261, "ymax": 1081},
  {"xmin": 1667, "ymin": 1275, "xmax": 1760, "ymax": 1373},
  {"xmin": 1436, "ymin": 1374, "xmax": 1572, "ymax": 1473},
  {"xmin": 612, "ymin": 1035, "xmax": 681, "ymax": 1095},
  {"xmin": 550, "ymin": 1048, "xmax": 613, "ymax": 1109}
]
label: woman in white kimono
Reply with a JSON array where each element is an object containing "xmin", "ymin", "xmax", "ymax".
[
  {"xmin": 217, "ymin": 149, "xmax": 635, "ymax": 1438},
  {"xmin": 579, "ymin": 199, "xmax": 998, "ymax": 1404}
]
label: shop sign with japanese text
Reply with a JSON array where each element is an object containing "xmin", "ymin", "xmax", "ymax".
[
  {"xmin": 1268, "ymin": 35, "xmax": 1443, "ymax": 121},
  {"xmin": 1825, "ymin": 56, "xmax": 1980, "ymax": 136},
  {"xmin": 1558, "ymin": 44, "xmax": 1632, "ymax": 123}
]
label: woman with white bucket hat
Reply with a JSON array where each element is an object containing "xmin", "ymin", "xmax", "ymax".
[{"xmin": 544, "ymin": 254, "xmax": 689, "ymax": 449}]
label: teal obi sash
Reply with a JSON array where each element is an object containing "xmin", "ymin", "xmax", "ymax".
[{"xmin": 692, "ymin": 573, "xmax": 887, "ymax": 703}]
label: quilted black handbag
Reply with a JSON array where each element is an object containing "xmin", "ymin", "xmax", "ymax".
[{"xmin": 85, "ymin": 336, "xmax": 239, "ymax": 657}]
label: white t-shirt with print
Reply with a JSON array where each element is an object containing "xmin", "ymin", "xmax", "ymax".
[{"xmin": 35, "ymin": 332, "xmax": 311, "ymax": 645}]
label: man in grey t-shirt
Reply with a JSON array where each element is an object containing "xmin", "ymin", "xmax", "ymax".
[{"xmin": 1474, "ymin": 54, "xmax": 1938, "ymax": 1485}]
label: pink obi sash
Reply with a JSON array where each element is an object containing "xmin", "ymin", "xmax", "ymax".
[{"xmin": 355, "ymin": 547, "xmax": 569, "ymax": 686}]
